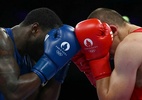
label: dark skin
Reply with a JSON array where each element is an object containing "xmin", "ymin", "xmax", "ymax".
[
  {"xmin": 26, "ymin": 79, "xmax": 61, "ymax": 100},
  {"xmin": 0, "ymin": 23, "xmax": 61, "ymax": 100}
]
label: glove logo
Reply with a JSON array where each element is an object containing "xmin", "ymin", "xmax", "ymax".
[
  {"xmin": 83, "ymin": 38, "xmax": 98, "ymax": 53},
  {"xmin": 55, "ymin": 41, "xmax": 70, "ymax": 57},
  {"xmin": 61, "ymin": 42, "xmax": 70, "ymax": 51},
  {"xmin": 84, "ymin": 38, "xmax": 93, "ymax": 47}
]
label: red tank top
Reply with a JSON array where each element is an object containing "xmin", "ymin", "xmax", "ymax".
[{"xmin": 130, "ymin": 28, "xmax": 142, "ymax": 100}]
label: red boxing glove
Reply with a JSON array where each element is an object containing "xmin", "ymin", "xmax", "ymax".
[
  {"xmin": 72, "ymin": 50, "xmax": 96, "ymax": 87},
  {"xmin": 75, "ymin": 18, "xmax": 113, "ymax": 80}
]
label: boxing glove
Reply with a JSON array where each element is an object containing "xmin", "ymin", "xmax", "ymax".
[
  {"xmin": 54, "ymin": 61, "xmax": 71, "ymax": 84},
  {"xmin": 32, "ymin": 25, "xmax": 80, "ymax": 86},
  {"xmin": 75, "ymin": 18, "xmax": 113, "ymax": 80},
  {"xmin": 72, "ymin": 51, "xmax": 96, "ymax": 87}
]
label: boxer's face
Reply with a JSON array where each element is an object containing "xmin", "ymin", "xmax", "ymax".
[
  {"xmin": 27, "ymin": 30, "xmax": 48, "ymax": 61},
  {"xmin": 32, "ymin": 29, "xmax": 51, "ymax": 61}
]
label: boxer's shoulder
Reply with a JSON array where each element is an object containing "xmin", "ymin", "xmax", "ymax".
[{"xmin": 0, "ymin": 28, "xmax": 14, "ymax": 54}]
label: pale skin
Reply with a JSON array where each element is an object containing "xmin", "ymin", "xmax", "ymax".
[{"xmin": 96, "ymin": 22, "xmax": 142, "ymax": 100}]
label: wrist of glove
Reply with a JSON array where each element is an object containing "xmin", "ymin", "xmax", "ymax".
[
  {"xmin": 72, "ymin": 51, "xmax": 96, "ymax": 87},
  {"xmin": 32, "ymin": 54, "xmax": 58, "ymax": 86},
  {"xmin": 89, "ymin": 53, "xmax": 111, "ymax": 80}
]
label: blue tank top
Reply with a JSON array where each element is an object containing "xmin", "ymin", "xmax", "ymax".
[{"xmin": 0, "ymin": 28, "xmax": 34, "ymax": 100}]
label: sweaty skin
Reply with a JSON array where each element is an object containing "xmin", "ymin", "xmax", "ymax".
[
  {"xmin": 0, "ymin": 28, "xmax": 42, "ymax": 99},
  {"xmin": 96, "ymin": 32, "xmax": 142, "ymax": 100}
]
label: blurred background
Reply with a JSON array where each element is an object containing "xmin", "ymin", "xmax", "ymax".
[{"xmin": 0, "ymin": 0, "xmax": 141, "ymax": 99}]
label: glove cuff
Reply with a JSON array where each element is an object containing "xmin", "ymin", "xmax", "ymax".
[
  {"xmin": 89, "ymin": 53, "xmax": 111, "ymax": 80},
  {"xmin": 32, "ymin": 55, "xmax": 58, "ymax": 86},
  {"xmin": 32, "ymin": 69, "xmax": 47, "ymax": 86}
]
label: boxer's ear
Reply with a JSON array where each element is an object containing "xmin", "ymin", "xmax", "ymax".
[
  {"xmin": 109, "ymin": 25, "xmax": 118, "ymax": 36},
  {"xmin": 32, "ymin": 22, "xmax": 40, "ymax": 37}
]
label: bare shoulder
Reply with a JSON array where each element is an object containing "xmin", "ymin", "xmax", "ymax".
[
  {"xmin": 115, "ymin": 33, "xmax": 142, "ymax": 69},
  {"xmin": 0, "ymin": 28, "xmax": 14, "ymax": 55},
  {"xmin": 120, "ymin": 32, "xmax": 142, "ymax": 48}
]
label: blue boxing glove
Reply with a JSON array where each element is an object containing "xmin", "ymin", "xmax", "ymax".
[
  {"xmin": 31, "ymin": 25, "xmax": 80, "ymax": 86},
  {"xmin": 54, "ymin": 61, "xmax": 71, "ymax": 84}
]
